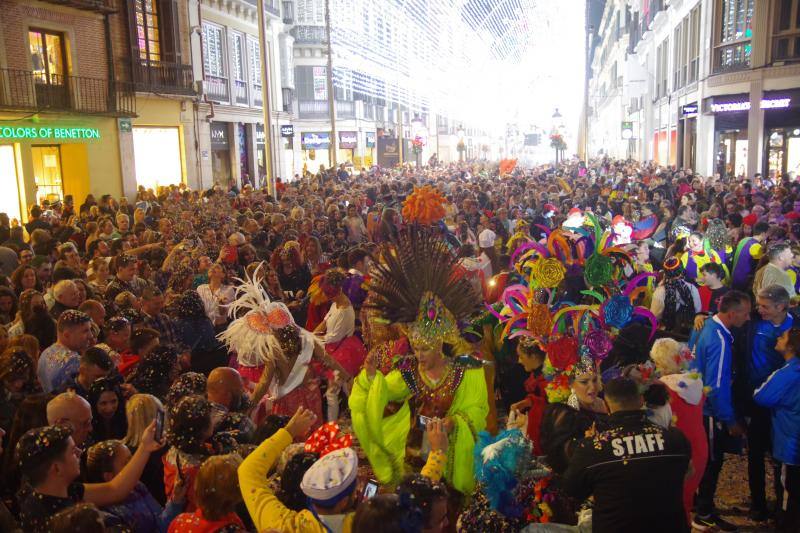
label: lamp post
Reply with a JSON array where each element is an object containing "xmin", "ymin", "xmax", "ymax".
[{"xmin": 457, "ymin": 126, "xmax": 466, "ymax": 162}]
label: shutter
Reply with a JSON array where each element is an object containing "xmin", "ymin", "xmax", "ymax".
[{"xmin": 159, "ymin": 0, "xmax": 182, "ymax": 64}]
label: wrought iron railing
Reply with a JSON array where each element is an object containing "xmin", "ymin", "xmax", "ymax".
[
  {"xmin": 298, "ymin": 99, "xmax": 329, "ymax": 119},
  {"xmin": 37, "ymin": 0, "xmax": 117, "ymax": 13},
  {"xmin": 0, "ymin": 68, "xmax": 135, "ymax": 116},
  {"xmin": 233, "ymin": 79, "xmax": 249, "ymax": 105},
  {"xmin": 290, "ymin": 26, "xmax": 326, "ymax": 44},
  {"xmin": 336, "ymin": 100, "xmax": 354, "ymax": 119},
  {"xmin": 205, "ymin": 75, "xmax": 230, "ymax": 103},
  {"xmin": 128, "ymin": 59, "xmax": 195, "ymax": 95}
]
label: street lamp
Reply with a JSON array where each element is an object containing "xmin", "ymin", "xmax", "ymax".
[{"xmin": 457, "ymin": 126, "xmax": 466, "ymax": 162}]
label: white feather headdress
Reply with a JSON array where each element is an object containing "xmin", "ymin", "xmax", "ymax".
[{"xmin": 217, "ymin": 263, "xmax": 295, "ymax": 367}]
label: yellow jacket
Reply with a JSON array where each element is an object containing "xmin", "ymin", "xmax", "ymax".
[{"xmin": 239, "ymin": 428, "xmax": 445, "ymax": 533}]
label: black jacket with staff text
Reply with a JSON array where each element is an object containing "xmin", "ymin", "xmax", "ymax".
[{"xmin": 561, "ymin": 410, "xmax": 691, "ymax": 533}]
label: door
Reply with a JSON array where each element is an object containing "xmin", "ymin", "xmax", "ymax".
[
  {"xmin": 31, "ymin": 145, "xmax": 64, "ymax": 205},
  {"xmin": 29, "ymin": 29, "xmax": 68, "ymax": 109}
]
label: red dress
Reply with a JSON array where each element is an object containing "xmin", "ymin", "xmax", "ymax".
[
  {"xmin": 661, "ymin": 374, "xmax": 708, "ymax": 523},
  {"xmin": 523, "ymin": 371, "xmax": 548, "ymax": 455}
]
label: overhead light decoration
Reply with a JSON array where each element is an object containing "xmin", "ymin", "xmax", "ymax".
[{"xmin": 328, "ymin": 0, "xmax": 581, "ymax": 133}]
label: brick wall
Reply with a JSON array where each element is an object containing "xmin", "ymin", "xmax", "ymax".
[{"xmin": 1, "ymin": 1, "xmax": 109, "ymax": 79}]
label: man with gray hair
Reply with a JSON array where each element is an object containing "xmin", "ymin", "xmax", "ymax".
[
  {"xmin": 50, "ymin": 279, "xmax": 80, "ymax": 320},
  {"xmin": 753, "ymin": 243, "xmax": 796, "ymax": 299},
  {"xmin": 744, "ymin": 284, "xmax": 794, "ymax": 521}
]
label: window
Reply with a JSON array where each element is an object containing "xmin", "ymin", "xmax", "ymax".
[
  {"xmin": 134, "ymin": 0, "xmax": 161, "ymax": 61},
  {"xmin": 673, "ymin": 25, "xmax": 682, "ymax": 89},
  {"xmin": 248, "ymin": 36, "xmax": 261, "ymax": 86},
  {"xmin": 714, "ymin": 0, "xmax": 754, "ymax": 72},
  {"xmin": 202, "ymin": 23, "xmax": 226, "ymax": 78},
  {"xmin": 655, "ymin": 40, "xmax": 668, "ymax": 99},
  {"xmin": 772, "ymin": 0, "xmax": 800, "ymax": 61},
  {"xmin": 230, "ymin": 32, "xmax": 245, "ymax": 82},
  {"xmin": 296, "ymin": 0, "xmax": 324, "ymax": 25},
  {"xmin": 29, "ymin": 29, "xmax": 65, "ymax": 84},
  {"xmin": 689, "ymin": 6, "xmax": 701, "ymax": 82}
]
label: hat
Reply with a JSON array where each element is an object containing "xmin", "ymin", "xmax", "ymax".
[
  {"xmin": 567, "ymin": 207, "xmax": 583, "ymax": 217},
  {"xmin": 611, "ymin": 215, "xmax": 631, "ymax": 227},
  {"xmin": 478, "ymin": 229, "xmax": 496, "ymax": 248},
  {"xmin": 301, "ymin": 447, "xmax": 358, "ymax": 504},
  {"xmin": 542, "ymin": 203, "xmax": 556, "ymax": 214},
  {"xmin": 786, "ymin": 211, "xmax": 800, "ymax": 220},
  {"xmin": 742, "ymin": 213, "xmax": 758, "ymax": 226}
]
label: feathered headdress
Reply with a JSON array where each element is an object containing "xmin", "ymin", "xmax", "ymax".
[
  {"xmin": 217, "ymin": 264, "xmax": 294, "ymax": 366},
  {"xmin": 366, "ymin": 226, "xmax": 479, "ymax": 352},
  {"xmin": 401, "ymin": 185, "xmax": 447, "ymax": 225}
]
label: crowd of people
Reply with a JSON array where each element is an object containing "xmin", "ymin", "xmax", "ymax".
[{"xmin": 0, "ymin": 156, "xmax": 797, "ymax": 532}]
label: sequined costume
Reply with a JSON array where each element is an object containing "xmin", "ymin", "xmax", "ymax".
[{"xmin": 349, "ymin": 226, "xmax": 488, "ymax": 494}]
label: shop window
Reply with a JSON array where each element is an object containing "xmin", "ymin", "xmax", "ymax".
[
  {"xmin": 0, "ymin": 146, "xmax": 23, "ymax": 224},
  {"xmin": 132, "ymin": 127, "xmax": 183, "ymax": 191},
  {"xmin": 134, "ymin": 0, "xmax": 161, "ymax": 62},
  {"xmin": 772, "ymin": 0, "xmax": 800, "ymax": 62},
  {"xmin": 714, "ymin": 0, "xmax": 754, "ymax": 73},
  {"xmin": 31, "ymin": 146, "xmax": 64, "ymax": 205}
]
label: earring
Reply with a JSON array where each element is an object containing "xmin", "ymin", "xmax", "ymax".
[{"xmin": 567, "ymin": 389, "xmax": 580, "ymax": 410}]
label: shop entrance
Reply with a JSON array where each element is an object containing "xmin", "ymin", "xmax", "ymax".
[
  {"xmin": 716, "ymin": 130, "xmax": 748, "ymax": 179},
  {"xmin": 0, "ymin": 145, "xmax": 23, "ymax": 223},
  {"xmin": 768, "ymin": 128, "xmax": 800, "ymax": 179},
  {"xmin": 31, "ymin": 145, "xmax": 63, "ymax": 204}
]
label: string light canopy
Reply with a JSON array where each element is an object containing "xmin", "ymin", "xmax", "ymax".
[{"xmin": 328, "ymin": 0, "xmax": 579, "ymax": 132}]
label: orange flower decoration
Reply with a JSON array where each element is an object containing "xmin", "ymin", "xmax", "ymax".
[
  {"xmin": 402, "ymin": 185, "xmax": 447, "ymax": 225},
  {"xmin": 526, "ymin": 303, "xmax": 553, "ymax": 338}
]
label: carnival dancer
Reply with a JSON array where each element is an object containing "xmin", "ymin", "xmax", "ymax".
[
  {"xmin": 313, "ymin": 268, "xmax": 367, "ymax": 421},
  {"xmin": 218, "ymin": 266, "xmax": 350, "ymax": 429},
  {"xmin": 680, "ymin": 232, "xmax": 725, "ymax": 284},
  {"xmin": 731, "ymin": 221, "xmax": 769, "ymax": 290},
  {"xmin": 349, "ymin": 227, "xmax": 488, "ymax": 494}
]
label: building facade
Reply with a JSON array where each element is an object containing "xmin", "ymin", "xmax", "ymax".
[{"xmin": 588, "ymin": 0, "xmax": 800, "ymax": 180}]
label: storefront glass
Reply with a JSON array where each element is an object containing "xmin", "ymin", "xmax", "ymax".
[
  {"xmin": 210, "ymin": 122, "xmax": 232, "ymax": 187},
  {"xmin": 0, "ymin": 145, "xmax": 22, "ymax": 223},
  {"xmin": 132, "ymin": 127, "xmax": 182, "ymax": 191}
]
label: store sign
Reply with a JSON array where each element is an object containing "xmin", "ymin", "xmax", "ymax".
[
  {"xmin": 301, "ymin": 132, "xmax": 330, "ymax": 149},
  {"xmin": 682, "ymin": 103, "xmax": 698, "ymax": 118},
  {"xmin": 313, "ymin": 66, "xmax": 327, "ymax": 101},
  {"xmin": 709, "ymin": 98, "xmax": 792, "ymax": 113},
  {"xmin": 339, "ymin": 131, "xmax": 357, "ymax": 149},
  {"xmin": 366, "ymin": 132, "xmax": 376, "ymax": 147},
  {"xmin": 210, "ymin": 123, "xmax": 229, "ymax": 149},
  {"xmin": 280, "ymin": 125, "xmax": 294, "ymax": 137},
  {"xmin": 0, "ymin": 126, "xmax": 101, "ymax": 140}
]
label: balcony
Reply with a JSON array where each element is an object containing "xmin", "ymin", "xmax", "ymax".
[
  {"xmin": 233, "ymin": 79, "xmax": 249, "ymax": 106},
  {"xmin": 336, "ymin": 100, "xmax": 355, "ymax": 119},
  {"xmin": 253, "ymin": 84, "xmax": 263, "ymax": 108},
  {"xmin": 0, "ymin": 68, "xmax": 135, "ymax": 116},
  {"xmin": 299, "ymin": 100, "xmax": 329, "ymax": 119},
  {"xmin": 129, "ymin": 59, "xmax": 195, "ymax": 95},
  {"xmin": 291, "ymin": 26, "xmax": 326, "ymax": 44},
  {"xmin": 713, "ymin": 42, "xmax": 752, "ymax": 74},
  {"xmin": 205, "ymin": 75, "xmax": 230, "ymax": 103},
  {"xmin": 37, "ymin": 0, "xmax": 117, "ymax": 13}
]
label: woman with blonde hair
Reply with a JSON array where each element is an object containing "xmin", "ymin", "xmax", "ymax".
[
  {"xmin": 650, "ymin": 337, "xmax": 707, "ymax": 524},
  {"xmin": 124, "ymin": 394, "xmax": 168, "ymax": 504}
]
